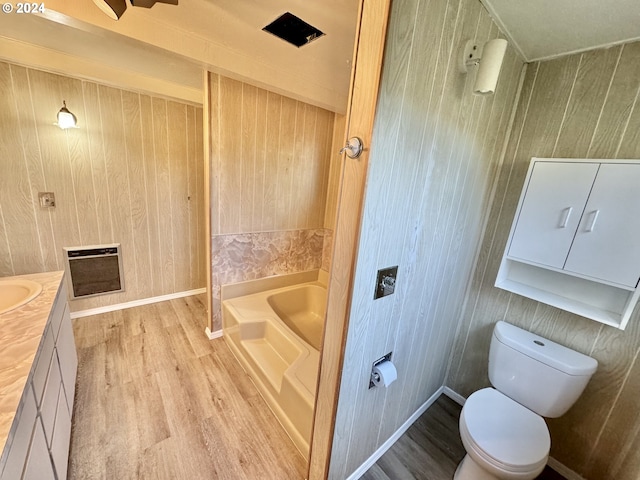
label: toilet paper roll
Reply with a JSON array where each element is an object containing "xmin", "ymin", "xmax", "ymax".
[{"xmin": 372, "ymin": 360, "xmax": 398, "ymax": 388}]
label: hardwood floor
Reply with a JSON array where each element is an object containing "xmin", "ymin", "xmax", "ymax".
[
  {"xmin": 362, "ymin": 395, "xmax": 566, "ymax": 480},
  {"xmin": 67, "ymin": 294, "xmax": 306, "ymax": 480}
]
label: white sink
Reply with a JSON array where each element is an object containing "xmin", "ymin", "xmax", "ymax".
[{"xmin": 0, "ymin": 279, "xmax": 43, "ymax": 315}]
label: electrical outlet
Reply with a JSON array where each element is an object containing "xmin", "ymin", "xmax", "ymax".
[{"xmin": 374, "ymin": 266, "xmax": 398, "ymax": 299}]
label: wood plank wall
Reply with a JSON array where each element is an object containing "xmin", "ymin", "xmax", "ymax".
[
  {"xmin": 207, "ymin": 73, "xmax": 337, "ymax": 331},
  {"xmin": 327, "ymin": 0, "xmax": 524, "ymax": 476},
  {"xmin": 208, "ymin": 74, "xmax": 335, "ymax": 236},
  {"xmin": 0, "ymin": 61, "xmax": 205, "ymax": 312},
  {"xmin": 447, "ymin": 40, "xmax": 640, "ymax": 480}
]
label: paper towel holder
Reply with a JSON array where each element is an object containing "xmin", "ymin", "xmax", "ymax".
[
  {"xmin": 369, "ymin": 352, "xmax": 393, "ymax": 389},
  {"xmin": 459, "ymin": 38, "xmax": 508, "ymax": 95}
]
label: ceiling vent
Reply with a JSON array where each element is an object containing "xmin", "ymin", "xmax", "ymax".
[{"xmin": 262, "ymin": 12, "xmax": 325, "ymax": 48}]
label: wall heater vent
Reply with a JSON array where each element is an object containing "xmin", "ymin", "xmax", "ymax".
[{"xmin": 64, "ymin": 244, "xmax": 124, "ymax": 299}]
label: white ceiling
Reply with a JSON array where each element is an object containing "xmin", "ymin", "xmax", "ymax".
[
  {"xmin": 482, "ymin": 0, "xmax": 640, "ymax": 61},
  {"xmin": 1, "ymin": 0, "xmax": 639, "ymax": 112}
]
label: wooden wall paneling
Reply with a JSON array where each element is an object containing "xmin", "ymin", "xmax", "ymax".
[
  {"xmin": 0, "ymin": 206, "xmax": 12, "ymax": 274},
  {"xmin": 422, "ymin": 12, "xmax": 492, "ymax": 396},
  {"xmin": 218, "ymin": 77, "xmax": 243, "ymax": 235},
  {"xmin": 406, "ymin": 0, "xmax": 480, "ymax": 409},
  {"xmin": 323, "ymin": 113, "xmax": 345, "ymax": 230},
  {"xmin": 277, "ymin": 96, "xmax": 297, "ymax": 232},
  {"xmin": 99, "ymin": 85, "xmax": 137, "ymax": 301},
  {"xmin": 17, "ymin": 64, "xmax": 66, "ymax": 273},
  {"xmin": 291, "ymin": 102, "xmax": 308, "ymax": 230},
  {"xmin": 81, "ymin": 82, "xmax": 113, "ymax": 246},
  {"xmin": 208, "ymin": 73, "xmax": 221, "ymax": 237},
  {"xmin": 151, "ymin": 96, "xmax": 174, "ymax": 294},
  {"xmin": 167, "ymin": 100, "xmax": 190, "ymax": 292},
  {"xmin": 552, "ymin": 47, "xmax": 622, "ymax": 158},
  {"xmin": 186, "ymin": 105, "xmax": 197, "ymax": 287},
  {"xmin": 28, "ymin": 70, "xmax": 83, "ymax": 268},
  {"xmin": 262, "ymin": 92, "xmax": 281, "ymax": 232},
  {"xmin": 449, "ymin": 55, "xmax": 582, "ymax": 395},
  {"xmin": 585, "ymin": 332, "xmax": 640, "ymax": 479},
  {"xmin": 240, "ymin": 84, "xmax": 257, "ymax": 233},
  {"xmin": 251, "ymin": 88, "xmax": 268, "ymax": 233},
  {"xmin": 195, "ymin": 107, "xmax": 205, "ymax": 290},
  {"xmin": 446, "ymin": 63, "xmax": 538, "ymax": 396},
  {"xmin": 300, "ymin": 105, "xmax": 318, "ymax": 230},
  {"xmin": 312, "ymin": 109, "xmax": 334, "ymax": 229},
  {"xmin": 450, "ymin": 40, "xmax": 640, "ymax": 480},
  {"xmin": 121, "ymin": 90, "xmax": 153, "ymax": 301},
  {"xmin": 5, "ymin": 64, "xmax": 52, "ymax": 274},
  {"xmin": 0, "ymin": 63, "xmax": 43, "ymax": 275},
  {"xmin": 588, "ymin": 42, "xmax": 640, "ymax": 158},
  {"xmin": 379, "ymin": 0, "xmax": 452, "ymax": 435},
  {"xmin": 63, "ymin": 76, "xmax": 100, "ymax": 248},
  {"xmin": 139, "ymin": 94, "xmax": 162, "ymax": 297},
  {"xmin": 615, "ymin": 63, "xmax": 640, "ymax": 159}
]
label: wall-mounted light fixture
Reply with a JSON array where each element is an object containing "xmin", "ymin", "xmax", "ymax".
[
  {"xmin": 459, "ymin": 38, "xmax": 508, "ymax": 95},
  {"xmin": 56, "ymin": 101, "xmax": 77, "ymax": 130}
]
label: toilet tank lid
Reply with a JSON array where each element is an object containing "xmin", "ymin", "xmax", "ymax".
[{"xmin": 494, "ymin": 321, "xmax": 598, "ymax": 376}]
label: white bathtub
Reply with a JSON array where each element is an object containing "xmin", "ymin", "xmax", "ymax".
[{"xmin": 222, "ymin": 278, "xmax": 327, "ymax": 458}]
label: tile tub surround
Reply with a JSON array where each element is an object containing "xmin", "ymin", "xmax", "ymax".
[
  {"xmin": 211, "ymin": 229, "xmax": 327, "ymax": 331},
  {"xmin": 0, "ymin": 270, "xmax": 64, "ymax": 454}
]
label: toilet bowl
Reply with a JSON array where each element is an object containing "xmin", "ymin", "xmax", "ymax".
[
  {"xmin": 455, "ymin": 388, "xmax": 549, "ymax": 480},
  {"xmin": 453, "ymin": 321, "xmax": 597, "ymax": 480}
]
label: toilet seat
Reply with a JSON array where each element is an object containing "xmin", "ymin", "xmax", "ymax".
[{"xmin": 460, "ymin": 388, "xmax": 550, "ymax": 476}]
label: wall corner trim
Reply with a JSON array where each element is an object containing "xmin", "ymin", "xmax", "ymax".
[
  {"xmin": 205, "ymin": 327, "xmax": 223, "ymax": 340},
  {"xmin": 345, "ymin": 387, "xmax": 444, "ymax": 480}
]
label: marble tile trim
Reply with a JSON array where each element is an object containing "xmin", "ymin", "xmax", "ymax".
[{"xmin": 211, "ymin": 229, "xmax": 329, "ymax": 331}]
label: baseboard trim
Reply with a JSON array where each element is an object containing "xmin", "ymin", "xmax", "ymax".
[
  {"xmin": 443, "ymin": 386, "xmax": 466, "ymax": 405},
  {"xmin": 205, "ymin": 327, "xmax": 223, "ymax": 340},
  {"xmin": 547, "ymin": 457, "xmax": 586, "ymax": 480},
  {"xmin": 70, "ymin": 288, "xmax": 207, "ymax": 319},
  {"xmin": 346, "ymin": 386, "xmax": 445, "ymax": 480}
]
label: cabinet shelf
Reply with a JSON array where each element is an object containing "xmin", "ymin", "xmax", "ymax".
[{"xmin": 496, "ymin": 259, "xmax": 636, "ymax": 329}]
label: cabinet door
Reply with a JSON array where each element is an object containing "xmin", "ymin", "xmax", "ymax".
[
  {"xmin": 564, "ymin": 164, "xmax": 640, "ymax": 287},
  {"xmin": 50, "ymin": 386, "xmax": 72, "ymax": 480},
  {"xmin": 57, "ymin": 304, "xmax": 78, "ymax": 414},
  {"xmin": 508, "ymin": 162, "xmax": 599, "ymax": 268},
  {"xmin": 0, "ymin": 385, "xmax": 38, "ymax": 480},
  {"xmin": 21, "ymin": 420, "xmax": 55, "ymax": 480}
]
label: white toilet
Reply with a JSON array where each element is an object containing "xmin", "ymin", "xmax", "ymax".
[{"xmin": 454, "ymin": 321, "xmax": 598, "ymax": 480}]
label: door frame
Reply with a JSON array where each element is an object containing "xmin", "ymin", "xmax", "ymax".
[{"xmin": 307, "ymin": 0, "xmax": 392, "ymax": 477}]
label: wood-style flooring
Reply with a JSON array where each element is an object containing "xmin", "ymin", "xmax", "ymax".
[
  {"xmin": 67, "ymin": 294, "xmax": 307, "ymax": 480},
  {"xmin": 362, "ymin": 394, "xmax": 566, "ymax": 480},
  {"xmin": 68, "ymin": 294, "xmax": 565, "ymax": 480}
]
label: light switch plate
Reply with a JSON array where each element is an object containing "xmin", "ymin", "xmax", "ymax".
[{"xmin": 374, "ymin": 266, "xmax": 398, "ymax": 299}]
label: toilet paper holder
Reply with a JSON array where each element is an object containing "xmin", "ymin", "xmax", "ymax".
[{"xmin": 369, "ymin": 352, "xmax": 393, "ymax": 389}]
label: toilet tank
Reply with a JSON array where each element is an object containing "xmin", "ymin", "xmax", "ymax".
[{"xmin": 488, "ymin": 321, "xmax": 598, "ymax": 418}]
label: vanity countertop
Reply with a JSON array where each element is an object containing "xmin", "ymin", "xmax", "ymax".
[{"xmin": 0, "ymin": 270, "xmax": 64, "ymax": 454}]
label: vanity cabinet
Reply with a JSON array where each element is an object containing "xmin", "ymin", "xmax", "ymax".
[
  {"xmin": 496, "ymin": 158, "xmax": 640, "ymax": 329},
  {"xmin": 0, "ymin": 280, "xmax": 77, "ymax": 480}
]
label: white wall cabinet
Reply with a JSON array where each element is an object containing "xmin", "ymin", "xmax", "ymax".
[
  {"xmin": 0, "ymin": 281, "xmax": 77, "ymax": 480},
  {"xmin": 497, "ymin": 158, "xmax": 640, "ymax": 329}
]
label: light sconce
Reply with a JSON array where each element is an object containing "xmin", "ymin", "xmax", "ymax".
[
  {"xmin": 56, "ymin": 101, "xmax": 77, "ymax": 130},
  {"xmin": 459, "ymin": 38, "xmax": 508, "ymax": 95}
]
